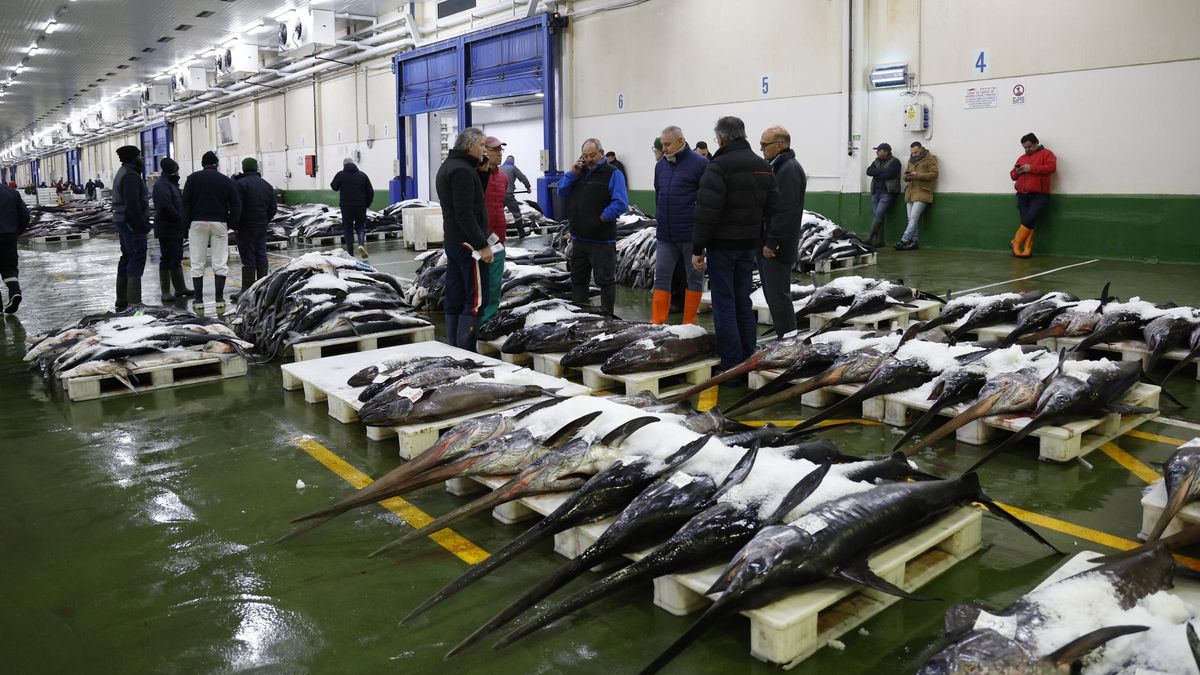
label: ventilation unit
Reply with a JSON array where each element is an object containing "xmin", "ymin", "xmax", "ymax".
[
  {"xmin": 214, "ymin": 43, "xmax": 260, "ymax": 82},
  {"xmin": 143, "ymin": 84, "xmax": 171, "ymax": 107},
  {"xmin": 277, "ymin": 9, "xmax": 335, "ymax": 57},
  {"xmin": 170, "ymin": 66, "xmax": 209, "ymax": 100}
]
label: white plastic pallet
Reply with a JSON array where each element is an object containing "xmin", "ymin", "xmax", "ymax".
[
  {"xmin": 476, "ymin": 337, "xmax": 531, "ymax": 365},
  {"xmin": 796, "ymin": 251, "xmax": 878, "ymax": 274},
  {"xmin": 1056, "ymin": 336, "xmax": 1199, "ymax": 381},
  {"xmin": 62, "ymin": 353, "xmax": 247, "ymax": 401},
  {"xmin": 965, "ymin": 323, "xmax": 1059, "ymax": 349},
  {"xmin": 28, "ymin": 231, "xmax": 90, "ymax": 243},
  {"xmin": 284, "ymin": 325, "xmax": 434, "ymax": 363},
  {"xmin": 747, "ymin": 369, "xmax": 886, "ymax": 421},
  {"xmin": 887, "ymin": 382, "xmax": 1161, "ymax": 462},
  {"xmin": 530, "ymin": 351, "xmax": 588, "ymax": 384},
  {"xmin": 697, "ymin": 293, "xmax": 810, "ymax": 325},
  {"xmin": 299, "ymin": 231, "xmax": 387, "ymax": 247},
  {"xmin": 808, "ymin": 298, "xmax": 941, "ymax": 333},
  {"xmin": 579, "ymin": 356, "xmax": 720, "ymax": 397},
  {"xmin": 1139, "ymin": 480, "xmax": 1200, "ymax": 540}
]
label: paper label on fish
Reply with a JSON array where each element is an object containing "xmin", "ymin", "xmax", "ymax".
[
  {"xmin": 668, "ymin": 472, "xmax": 695, "ymax": 488},
  {"xmin": 398, "ymin": 387, "xmax": 424, "ymax": 402},
  {"xmin": 793, "ymin": 513, "xmax": 828, "ymax": 535},
  {"xmin": 972, "ymin": 611, "xmax": 1018, "ymax": 639}
]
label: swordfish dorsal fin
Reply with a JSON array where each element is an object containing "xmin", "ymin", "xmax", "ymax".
[
  {"xmin": 834, "ymin": 557, "xmax": 937, "ymax": 601},
  {"xmin": 1043, "ymin": 348, "xmax": 1069, "ymax": 385},
  {"xmin": 546, "ymin": 411, "xmax": 604, "ymax": 449},
  {"xmin": 711, "ymin": 443, "xmax": 761, "ymax": 501},
  {"xmin": 660, "ymin": 433, "xmax": 716, "ymax": 472},
  {"xmin": 1042, "ymin": 625, "xmax": 1149, "ymax": 670},
  {"xmin": 599, "ymin": 415, "xmax": 660, "ymax": 446},
  {"xmin": 766, "ymin": 462, "xmax": 832, "ymax": 524}
]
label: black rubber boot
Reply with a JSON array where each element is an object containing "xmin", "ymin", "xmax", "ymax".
[
  {"xmin": 115, "ymin": 275, "xmax": 129, "ymax": 310},
  {"xmin": 214, "ymin": 275, "xmax": 226, "ymax": 312},
  {"xmin": 230, "ymin": 266, "xmax": 253, "ymax": 303},
  {"xmin": 126, "ymin": 277, "xmax": 143, "ymax": 307},
  {"xmin": 191, "ymin": 277, "xmax": 204, "ymax": 313},
  {"xmin": 3, "ymin": 280, "xmax": 20, "ymax": 314},
  {"xmin": 159, "ymin": 269, "xmax": 176, "ymax": 303},
  {"xmin": 256, "ymin": 265, "xmax": 269, "ymax": 284},
  {"xmin": 171, "ymin": 267, "xmax": 194, "ymax": 298},
  {"xmin": 866, "ymin": 222, "xmax": 885, "ymax": 248}
]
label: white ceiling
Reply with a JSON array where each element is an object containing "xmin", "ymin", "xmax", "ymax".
[{"xmin": 0, "ymin": 0, "xmax": 406, "ymax": 146}]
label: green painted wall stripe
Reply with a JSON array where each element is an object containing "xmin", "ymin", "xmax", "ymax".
[
  {"xmin": 626, "ymin": 189, "xmax": 1200, "ymax": 264},
  {"xmin": 282, "ymin": 189, "xmax": 392, "ymax": 212}
]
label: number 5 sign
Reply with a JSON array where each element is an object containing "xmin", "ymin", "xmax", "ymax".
[{"xmin": 972, "ymin": 48, "xmax": 991, "ymax": 78}]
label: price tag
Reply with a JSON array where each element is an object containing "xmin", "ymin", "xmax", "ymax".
[
  {"xmin": 668, "ymin": 472, "xmax": 695, "ymax": 488},
  {"xmin": 792, "ymin": 513, "xmax": 828, "ymax": 535}
]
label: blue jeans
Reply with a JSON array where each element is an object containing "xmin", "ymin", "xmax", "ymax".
[
  {"xmin": 653, "ymin": 239, "xmax": 705, "ymax": 292},
  {"xmin": 871, "ymin": 191, "xmax": 895, "ymax": 225},
  {"xmin": 443, "ymin": 243, "xmax": 487, "ymax": 350},
  {"xmin": 115, "ymin": 222, "xmax": 148, "ymax": 278},
  {"xmin": 902, "ymin": 201, "xmax": 927, "ymax": 243},
  {"xmin": 706, "ymin": 248, "xmax": 757, "ymax": 370},
  {"xmin": 1016, "ymin": 193, "xmax": 1049, "ymax": 229},
  {"xmin": 341, "ymin": 206, "xmax": 367, "ymax": 253}
]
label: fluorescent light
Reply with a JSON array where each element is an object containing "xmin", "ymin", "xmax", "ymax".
[
  {"xmin": 272, "ymin": 7, "xmax": 299, "ymax": 20},
  {"xmin": 471, "ymin": 101, "xmax": 492, "ymax": 107},
  {"xmin": 869, "ymin": 63, "xmax": 909, "ymax": 89},
  {"xmin": 28, "ymin": 45, "xmax": 39, "ymax": 55},
  {"xmin": 15, "ymin": 64, "xmax": 24, "ymax": 73},
  {"xmin": 46, "ymin": 20, "xmax": 58, "ymax": 34}
]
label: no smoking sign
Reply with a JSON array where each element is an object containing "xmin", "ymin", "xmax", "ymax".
[{"xmin": 1012, "ymin": 83, "xmax": 1025, "ymax": 105}]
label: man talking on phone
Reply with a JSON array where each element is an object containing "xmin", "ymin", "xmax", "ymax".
[{"xmin": 557, "ymin": 138, "xmax": 628, "ymax": 314}]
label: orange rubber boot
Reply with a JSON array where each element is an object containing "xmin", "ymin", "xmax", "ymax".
[
  {"xmin": 683, "ymin": 289, "xmax": 703, "ymax": 325},
  {"xmin": 1010, "ymin": 225, "xmax": 1032, "ymax": 258},
  {"xmin": 1021, "ymin": 228, "xmax": 1034, "ymax": 258},
  {"xmin": 651, "ymin": 289, "xmax": 672, "ymax": 324}
]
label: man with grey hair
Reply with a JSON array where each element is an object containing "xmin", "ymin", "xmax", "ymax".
[
  {"xmin": 557, "ymin": 137, "xmax": 628, "ymax": 314},
  {"xmin": 651, "ymin": 124, "xmax": 708, "ymax": 324},
  {"xmin": 759, "ymin": 125, "xmax": 806, "ymax": 337},
  {"xmin": 436, "ymin": 127, "xmax": 494, "ymax": 350},
  {"xmin": 693, "ymin": 116, "xmax": 778, "ymax": 372},
  {"xmin": 331, "ymin": 156, "xmax": 375, "ymax": 260}
]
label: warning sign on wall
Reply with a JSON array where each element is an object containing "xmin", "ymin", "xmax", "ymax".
[
  {"xmin": 964, "ymin": 86, "xmax": 998, "ymax": 109},
  {"xmin": 1012, "ymin": 83, "xmax": 1025, "ymax": 105}
]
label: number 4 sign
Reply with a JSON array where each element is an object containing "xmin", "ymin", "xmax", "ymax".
[{"xmin": 972, "ymin": 48, "xmax": 991, "ymax": 78}]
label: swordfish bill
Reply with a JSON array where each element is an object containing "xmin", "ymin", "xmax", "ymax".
[
  {"xmin": 400, "ymin": 433, "xmax": 716, "ymax": 631},
  {"xmin": 442, "ymin": 443, "xmax": 763, "ymax": 659},
  {"xmin": 367, "ymin": 415, "xmax": 661, "ymax": 558},
  {"xmin": 890, "ymin": 369, "xmax": 988, "ymax": 451},
  {"xmin": 664, "ymin": 336, "xmax": 813, "ymax": 404}
]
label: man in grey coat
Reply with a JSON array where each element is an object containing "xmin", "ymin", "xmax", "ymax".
[
  {"xmin": 758, "ymin": 126, "xmax": 806, "ymax": 337},
  {"xmin": 499, "ymin": 155, "xmax": 531, "ymax": 238}
]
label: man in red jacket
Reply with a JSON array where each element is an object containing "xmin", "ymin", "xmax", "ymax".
[
  {"xmin": 478, "ymin": 135, "xmax": 510, "ymax": 323},
  {"xmin": 1009, "ymin": 132, "xmax": 1057, "ymax": 258}
]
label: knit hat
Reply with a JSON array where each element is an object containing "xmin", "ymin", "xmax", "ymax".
[
  {"xmin": 241, "ymin": 157, "xmax": 258, "ymax": 173},
  {"xmin": 116, "ymin": 145, "xmax": 140, "ymax": 163},
  {"xmin": 160, "ymin": 157, "xmax": 179, "ymax": 175},
  {"xmin": 201, "ymin": 151, "xmax": 219, "ymax": 167}
]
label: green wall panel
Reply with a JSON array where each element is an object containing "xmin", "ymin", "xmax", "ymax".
[
  {"xmin": 626, "ymin": 189, "xmax": 1200, "ymax": 264},
  {"xmin": 282, "ymin": 189, "xmax": 391, "ymax": 212}
]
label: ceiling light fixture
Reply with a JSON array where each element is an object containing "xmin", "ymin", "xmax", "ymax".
[
  {"xmin": 28, "ymin": 44, "xmax": 39, "ymax": 55},
  {"xmin": 46, "ymin": 20, "xmax": 59, "ymax": 34}
]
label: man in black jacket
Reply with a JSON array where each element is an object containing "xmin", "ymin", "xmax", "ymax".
[
  {"xmin": 692, "ymin": 116, "xmax": 778, "ymax": 372},
  {"xmin": 436, "ymin": 128, "xmax": 494, "ymax": 351},
  {"xmin": 331, "ymin": 158, "xmax": 374, "ymax": 260},
  {"xmin": 557, "ymin": 138, "xmax": 629, "ymax": 314},
  {"xmin": 864, "ymin": 143, "xmax": 901, "ymax": 247},
  {"xmin": 112, "ymin": 145, "xmax": 152, "ymax": 308},
  {"xmin": 759, "ymin": 126, "xmax": 806, "ymax": 337},
  {"xmin": 0, "ymin": 181, "xmax": 30, "ymax": 313},
  {"xmin": 182, "ymin": 151, "xmax": 241, "ymax": 312},
  {"xmin": 151, "ymin": 158, "xmax": 193, "ymax": 303},
  {"xmin": 231, "ymin": 158, "xmax": 277, "ymax": 302}
]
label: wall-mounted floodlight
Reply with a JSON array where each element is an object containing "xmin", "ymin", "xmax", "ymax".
[{"xmin": 869, "ymin": 63, "xmax": 908, "ymax": 89}]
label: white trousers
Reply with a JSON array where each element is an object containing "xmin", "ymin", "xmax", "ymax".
[{"xmin": 188, "ymin": 221, "xmax": 229, "ymax": 277}]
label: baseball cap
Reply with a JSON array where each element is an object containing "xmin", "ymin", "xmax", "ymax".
[
  {"xmin": 483, "ymin": 136, "xmax": 505, "ymax": 149},
  {"xmin": 872, "ymin": 143, "xmax": 892, "ymax": 152}
]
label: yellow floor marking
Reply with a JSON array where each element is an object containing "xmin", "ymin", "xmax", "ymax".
[
  {"xmin": 989, "ymin": 501, "xmax": 1200, "ymax": 569},
  {"xmin": 1097, "ymin": 442, "xmax": 1161, "ymax": 484},
  {"xmin": 697, "ymin": 387, "xmax": 718, "ymax": 412},
  {"xmin": 292, "ymin": 436, "xmax": 489, "ymax": 564},
  {"xmin": 739, "ymin": 418, "xmax": 884, "ymax": 428},
  {"xmin": 1126, "ymin": 430, "xmax": 1187, "ymax": 447}
]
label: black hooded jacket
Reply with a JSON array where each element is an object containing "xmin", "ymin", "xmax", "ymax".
[
  {"xmin": 435, "ymin": 149, "xmax": 488, "ymax": 250},
  {"xmin": 152, "ymin": 174, "xmax": 184, "ymax": 239},
  {"xmin": 692, "ymin": 138, "xmax": 778, "ymax": 254},
  {"xmin": 234, "ymin": 171, "xmax": 277, "ymax": 229},
  {"xmin": 330, "ymin": 163, "xmax": 375, "ymax": 209},
  {"xmin": 181, "ymin": 166, "xmax": 241, "ymax": 227}
]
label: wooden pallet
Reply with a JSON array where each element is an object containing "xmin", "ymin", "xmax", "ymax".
[
  {"xmin": 747, "ymin": 369, "xmax": 886, "ymax": 421},
  {"xmin": 1056, "ymin": 336, "xmax": 1199, "ymax": 381},
  {"xmin": 885, "ymin": 382, "xmax": 1161, "ymax": 463},
  {"xmin": 796, "ymin": 252, "xmax": 878, "ymax": 274},
  {"xmin": 283, "ymin": 325, "xmax": 434, "ymax": 363},
  {"xmin": 28, "ymin": 231, "xmax": 90, "ymax": 243},
  {"xmin": 62, "ymin": 353, "xmax": 247, "ymax": 401},
  {"xmin": 1139, "ymin": 480, "xmax": 1200, "ymax": 540},
  {"xmin": 808, "ymin": 298, "xmax": 942, "ymax": 333},
  {"xmin": 579, "ymin": 356, "xmax": 720, "ymax": 397},
  {"xmin": 476, "ymin": 338, "xmax": 531, "ymax": 365}
]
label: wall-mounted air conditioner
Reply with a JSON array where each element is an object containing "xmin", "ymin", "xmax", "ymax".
[
  {"xmin": 277, "ymin": 9, "xmax": 335, "ymax": 57},
  {"xmin": 214, "ymin": 43, "xmax": 260, "ymax": 83},
  {"xmin": 171, "ymin": 66, "xmax": 209, "ymax": 100},
  {"xmin": 143, "ymin": 84, "xmax": 171, "ymax": 107}
]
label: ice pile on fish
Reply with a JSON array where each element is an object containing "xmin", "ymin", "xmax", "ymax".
[
  {"xmin": 228, "ymin": 250, "xmax": 430, "ymax": 359},
  {"xmin": 270, "ymin": 203, "xmax": 403, "ymax": 239},
  {"xmin": 789, "ymin": 275, "xmax": 945, "ymax": 329},
  {"xmin": 400, "ymin": 247, "xmax": 572, "ymax": 310},
  {"xmin": 24, "ymin": 306, "xmax": 253, "ymax": 390},
  {"xmin": 792, "ymin": 210, "xmax": 876, "ymax": 270}
]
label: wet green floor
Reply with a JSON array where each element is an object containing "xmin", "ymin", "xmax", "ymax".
[{"xmin": 2, "ymin": 237, "xmax": 1199, "ymax": 674}]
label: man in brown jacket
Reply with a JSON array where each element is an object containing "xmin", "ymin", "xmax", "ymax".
[{"xmin": 895, "ymin": 141, "xmax": 938, "ymax": 251}]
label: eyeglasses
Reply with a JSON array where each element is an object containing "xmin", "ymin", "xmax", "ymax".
[{"xmin": 759, "ymin": 141, "xmax": 781, "ymax": 150}]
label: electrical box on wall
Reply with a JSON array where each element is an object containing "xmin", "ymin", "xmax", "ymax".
[
  {"xmin": 304, "ymin": 154, "xmax": 317, "ymax": 177},
  {"xmin": 903, "ymin": 103, "xmax": 930, "ymax": 131}
]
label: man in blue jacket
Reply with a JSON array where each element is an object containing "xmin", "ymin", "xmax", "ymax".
[
  {"xmin": 558, "ymin": 138, "xmax": 628, "ymax": 315},
  {"xmin": 331, "ymin": 158, "xmax": 375, "ymax": 260},
  {"xmin": 151, "ymin": 158, "xmax": 193, "ymax": 303},
  {"xmin": 112, "ymin": 145, "xmax": 151, "ymax": 308},
  {"xmin": 231, "ymin": 157, "xmax": 277, "ymax": 302},
  {"xmin": 0, "ymin": 181, "xmax": 30, "ymax": 313},
  {"xmin": 651, "ymin": 125, "xmax": 707, "ymax": 324}
]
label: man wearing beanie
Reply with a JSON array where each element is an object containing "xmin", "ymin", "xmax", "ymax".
[
  {"xmin": 181, "ymin": 150, "xmax": 241, "ymax": 312},
  {"xmin": 231, "ymin": 157, "xmax": 276, "ymax": 302},
  {"xmin": 0, "ymin": 180, "xmax": 30, "ymax": 313},
  {"xmin": 111, "ymin": 145, "xmax": 151, "ymax": 308},
  {"xmin": 151, "ymin": 158, "xmax": 193, "ymax": 302},
  {"xmin": 330, "ymin": 157, "xmax": 374, "ymax": 260}
]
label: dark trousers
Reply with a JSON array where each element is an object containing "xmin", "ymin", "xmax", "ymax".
[
  {"xmin": 443, "ymin": 243, "xmax": 487, "ymax": 351},
  {"xmin": 570, "ymin": 240, "xmax": 616, "ymax": 314},
  {"xmin": 503, "ymin": 195, "xmax": 526, "ymax": 236},
  {"xmin": 1016, "ymin": 192, "xmax": 1050, "ymax": 229},
  {"xmin": 115, "ymin": 222, "xmax": 148, "ymax": 278},
  {"xmin": 341, "ymin": 206, "xmax": 367, "ymax": 253},
  {"xmin": 235, "ymin": 225, "xmax": 269, "ymax": 269},
  {"xmin": 158, "ymin": 236, "xmax": 184, "ymax": 271},
  {"xmin": 758, "ymin": 252, "xmax": 798, "ymax": 338},
  {"xmin": 707, "ymin": 248, "xmax": 757, "ymax": 370},
  {"xmin": 0, "ymin": 233, "xmax": 18, "ymax": 285}
]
